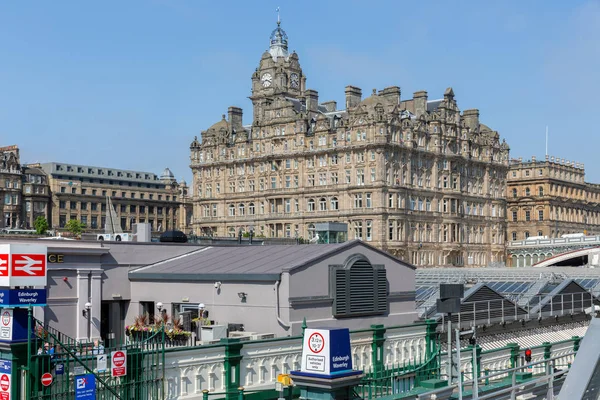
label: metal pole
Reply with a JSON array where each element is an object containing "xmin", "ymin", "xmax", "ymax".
[
  {"xmin": 547, "ymin": 359, "xmax": 554, "ymax": 400},
  {"xmin": 447, "ymin": 314, "xmax": 452, "ymax": 384},
  {"xmin": 456, "ymin": 329, "xmax": 462, "ymax": 400},
  {"xmin": 472, "ymin": 330, "xmax": 479, "ymax": 399},
  {"xmin": 510, "ymin": 367, "xmax": 516, "ymax": 400}
]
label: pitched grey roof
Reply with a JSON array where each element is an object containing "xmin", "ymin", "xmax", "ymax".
[{"xmin": 129, "ymin": 240, "xmax": 413, "ymax": 282}]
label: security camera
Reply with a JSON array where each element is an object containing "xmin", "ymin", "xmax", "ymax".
[{"xmin": 214, "ymin": 281, "xmax": 222, "ymax": 289}]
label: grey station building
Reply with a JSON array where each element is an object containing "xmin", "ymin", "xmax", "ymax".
[{"xmin": 0, "ymin": 238, "xmax": 417, "ymax": 344}]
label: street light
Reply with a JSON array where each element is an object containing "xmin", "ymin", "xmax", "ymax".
[{"xmin": 83, "ymin": 302, "xmax": 92, "ymax": 341}]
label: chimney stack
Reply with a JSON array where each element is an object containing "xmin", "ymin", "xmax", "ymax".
[
  {"xmin": 345, "ymin": 86, "xmax": 362, "ymax": 109},
  {"xmin": 413, "ymin": 91, "xmax": 428, "ymax": 116},
  {"xmin": 305, "ymin": 89, "xmax": 319, "ymax": 114},
  {"xmin": 381, "ymin": 86, "xmax": 401, "ymax": 105},
  {"xmin": 228, "ymin": 106, "xmax": 243, "ymax": 129},
  {"xmin": 463, "ymin": 109, "xmax": 480, "ymax": 131},
  {"xmin": 321, "ymin": 101, "xmax": 337, "ymax": 112}
]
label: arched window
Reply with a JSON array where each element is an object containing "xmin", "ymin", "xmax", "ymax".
[
  {"xmin": 330, "ymin": 197, "xmax": 339, "ymax": 210},
  {"xmin": 248, "ymin": 203, "xmax": 255, "ymax": 215},
  {"xmin": 319, "ymin": 198, "xmax": 327, "ymax": 211},
  {"xmin": 228, "ymin": 204, "xmax": 235, "ymax": 216},
  {"xmin": 307, "ymin": 223, "xmax": 315, "ymax": 239},
  {"xmin": 307, "ymin": 199, "xmax": 315, "ymax": 212},
  {"xmin": 525, "ymin": 187, "xmax": 530, "ymax": 196},
  {"xmin": 238, "ymin": 204, "xmax": 245, "ymax": 216},
  {"xmin": 331, "ymin": 255, "xmax": 387, "ymax": 317}
]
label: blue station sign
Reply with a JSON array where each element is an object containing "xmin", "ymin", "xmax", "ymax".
[{"xmin": 0, "ymin": 289, "xmax": 47, "ymax": 308}]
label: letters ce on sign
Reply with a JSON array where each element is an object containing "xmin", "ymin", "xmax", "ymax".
[{"xmin": 0, "ymin": 244, "xmax": 48, "ymax": 287}]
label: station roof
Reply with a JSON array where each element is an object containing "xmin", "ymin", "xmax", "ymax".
[
  {"xmin": 416, "ymin": 267, "xmax": 600, "ymax": 319},
  {"xmin": 128, "ymin": 240, "xmax": 413, "ymax": 282}
]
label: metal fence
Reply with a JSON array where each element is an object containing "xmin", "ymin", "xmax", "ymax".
[{"xmin": 25, "ymin": 315, "xmax": 165, "ymax": 400}]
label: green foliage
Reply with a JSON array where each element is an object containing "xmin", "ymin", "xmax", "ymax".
[
  {"xmin": 34, "ymin": 216, "xmax": 48, "ymax": 235},
  {"xmin": 65, "ymin": 219, "xmax": 86, "ymax": 235}
]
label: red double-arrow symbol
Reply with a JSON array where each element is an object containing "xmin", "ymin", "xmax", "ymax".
[
  {"xmin": 0, "ymin": 255, "xmax": 8, "ymax": 276},
  {"xmin": 11, "ymin": 254, "xmax": 46, "ymax": 276}
]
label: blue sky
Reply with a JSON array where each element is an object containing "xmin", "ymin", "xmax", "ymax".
[{"xmin": 1, "ymin": 1, "xmax": 599, "ymax": 183}]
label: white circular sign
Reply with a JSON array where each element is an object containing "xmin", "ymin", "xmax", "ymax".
[{"xmin": 308, "ymin": 332, "xmax": 325, "ymax": 353}]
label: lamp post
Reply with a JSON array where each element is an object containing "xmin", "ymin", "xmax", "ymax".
[{"xmin": 83, "ymin": 302, "xmax": 92, "ymax": 341}]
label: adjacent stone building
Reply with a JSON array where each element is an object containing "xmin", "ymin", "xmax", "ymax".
[
  {"xmin": 190, "ymin": 20, "xmax": 510, "ymax": 267},
  {"xmin": 39, "ymin": 162, "xmax": 189, "ymax": 233},
  {"xmin": 1, "ymin": 145, "xmax": 23, "ymax": 228},
  {"xmin": 507, "ymin": 155, "xmax": 600, "ymax": 240},
  {"xmin": 1, "ymin": 145, "xmax": 51, "ymax": 229}
]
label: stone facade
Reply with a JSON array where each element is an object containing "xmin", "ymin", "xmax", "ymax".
[
  {"xmin": 506, "ymin": 155, "xmax": 600, "ymax": 241},
  {"xmin": 0, "ymin": 146, "xmax": 51, "ymax": 230},
  {"xmin": 0, "ymin": 145, "xmax": 25, "ymax": 229},
  {"xmin": 190, "ymin": 21, "xmax": 510, "ymax": 267},
  {"xmin": 39, "ymin": 162, "xmax": 189, "ymax": 233}
]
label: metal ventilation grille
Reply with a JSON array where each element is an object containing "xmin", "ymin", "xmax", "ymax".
[{"xmin": 333, "ymin": 259, "xmax": 387, "ymax": 317}]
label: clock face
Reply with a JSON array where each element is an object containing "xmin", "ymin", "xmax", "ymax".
[
  {"xmin": 261, "ymin": 73, "xmax": 272, "ymax": 87},
  {"xmin": 290, "ymin": 73, "xmax": 299, "ymax": 89}
]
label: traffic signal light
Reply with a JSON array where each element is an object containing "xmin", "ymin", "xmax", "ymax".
[{"xmin": 525, "ymin": 348, "xmax": 532, "ymax": 363}]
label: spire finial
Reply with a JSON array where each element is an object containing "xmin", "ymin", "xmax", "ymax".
[{"xmin": 276, "ymin": 7, "xmax": 280, "ymax": 26}]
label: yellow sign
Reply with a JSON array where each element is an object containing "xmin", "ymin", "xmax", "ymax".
[
  {"xmin": 48, "ymin": 254, "xmax": 64, "ymax": 263},
  {"xmin": 277, "ymin": 374, "xmax": 291, "ymax": 386}
]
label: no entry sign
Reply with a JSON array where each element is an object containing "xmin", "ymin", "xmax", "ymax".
[
  {"xmin": 0, "ymin": 359, "xmax": 11, "ymax": 400},
  {"xmin": 0, "ymin": 373, "xmax": 9, "ymax": 400},
  {"xmin": 41, "ymin": 372, "xmax": 53, "ymax": 387},
  {"xmin": 111, "ymin": 350, "xmax": 127, "ymax": 377}
]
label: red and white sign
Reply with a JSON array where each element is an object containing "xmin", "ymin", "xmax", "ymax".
[
  {"xmin": 0, "ymin": 244, "xmax": 47, "ymax": 287},
  {"xmin": 41, "ymin": 372, "xmax": 53, "ymax": 387},
  {"xmin": 0, "ymin": 255, "xmax": 8, "ymax": 277},
  {"xmin": 0, "ymin": 310, "xmax": 12, "ymax": 341},
  {"xmin": 0, "ymin": 373, "xmax": 10, "ymax": 400},
  {"xmin": 308, "ymin": 332, "xmax": 325, "ymax": 353},
  {"xmin": 11, "ymin": 254, "xmax": 46, "ymax": 277},
  {"xmin": 111, "ymin": 350, "xmax": 127, "ymax": 377}
]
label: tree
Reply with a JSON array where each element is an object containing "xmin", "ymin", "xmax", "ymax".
[
  {"xmin": 34, "ymin": 216, "xmax": 48, "ymax": 235},
  {"xmin": 65, "ymin": 219, "xmax": 86, "ymax": 236}
]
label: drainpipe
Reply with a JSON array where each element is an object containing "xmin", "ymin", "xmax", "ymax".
[{"xmin": 275, "ymin": 280, "xmax": 291, "ymax": 330}]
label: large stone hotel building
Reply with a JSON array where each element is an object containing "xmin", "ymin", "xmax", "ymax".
[
  {"xmin": 189, "ymin": 21, "xmax": 510, "ymax": 267},
  {"xmin": 507, "ymin": 155, "xmax": 600, "ymax": 240}
]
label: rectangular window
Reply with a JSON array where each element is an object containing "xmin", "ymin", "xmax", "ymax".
[
  {"xmin": 319, "ymin": 173, "xmax": 327, "ymax": 186},
  {"xmin": 271, "ymin": 177, "xmax": 277, "ymax": 189},
  {"xmin": 285, "ymin": 199, "xmax": 291, "ymax": 213},
  {"xmin": 354, "ymin": 194, "xmax": 363, "ymax": 208},
  {"xmin": 538, "ymin": 210, "xmax": 544, "ymax": 221},
  {"xmin": 512, "ymin": 211, "xmax": 517, "ymax": 222},
  {"xmin": 366, "ymin": 193, "xmax": 372, "ymax": 208},
  {"xmin": 331, "ymin": 172, "xmax": 338, "ymax": 185},
  {"xmin": 356, "ymin": 169, "xmax": 364, "ymax": 185},
  {"xmin": 366, "ymin": 220, "xmax": 373, "ymax": 241},
  {"xmin": 525, "ymin": 211, "xmax": 531, "ymax": 221}
]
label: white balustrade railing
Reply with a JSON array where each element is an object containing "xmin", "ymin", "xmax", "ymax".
[{"xmin": 164, "ymin": 345, "xmax": 226, "ymax": 399}]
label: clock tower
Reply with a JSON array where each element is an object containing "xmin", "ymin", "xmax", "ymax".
[{"xmin": 250, "ymin": 17, "xmax": 305, "ymax": 123}]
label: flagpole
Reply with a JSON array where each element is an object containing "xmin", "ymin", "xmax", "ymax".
[{"xmin": 545, "ymin": 126, "xmax": 548, "ymax": 157}]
